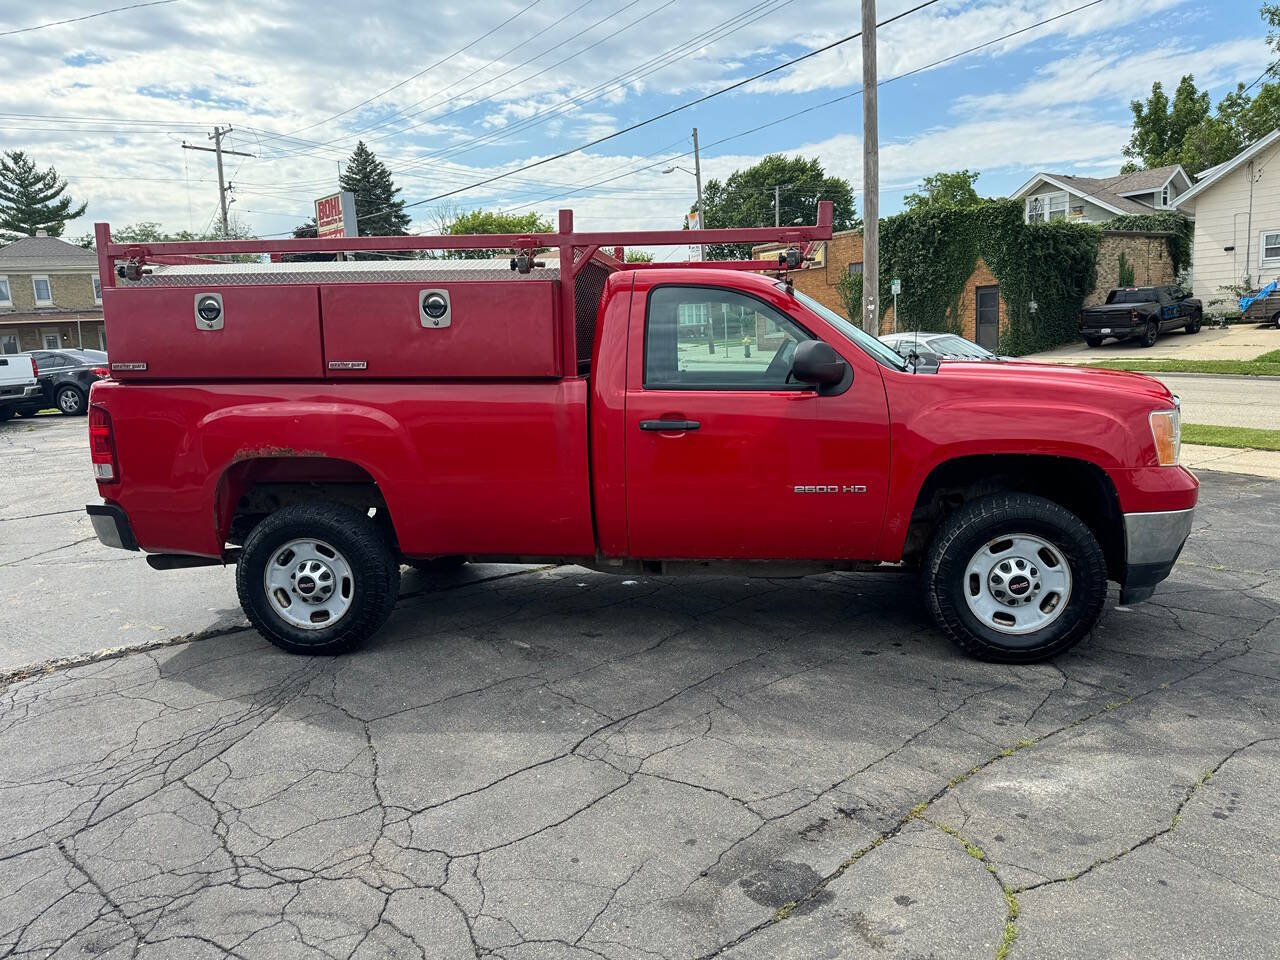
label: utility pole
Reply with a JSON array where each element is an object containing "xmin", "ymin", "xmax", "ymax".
[
  {"xmin": 182, "ymin": 126, "xmax": 255, "ymax": 237},
  {"xmin": 861, "ymin": 0, "xmax": 880, "ymax": 336},
  {"xmin": 692, "ymin": 127, "xmax": 705, "ymax": 260},
  {"xmin": 775, "ymin": 185, "xmax": 781, "ymax": 227}
]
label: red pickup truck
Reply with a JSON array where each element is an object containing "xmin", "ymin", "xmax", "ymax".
[{"xmin": 84, "ymin": 206, "xmax": 1196, "ymax": 664}]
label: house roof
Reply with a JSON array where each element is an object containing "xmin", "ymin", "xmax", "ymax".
[
  {"xmin": 1174, "ymin": 128, "xmax": 1280, "ymax": 208},
  {"xmin": 0, "ymin": 235, "xmax": 97, "ymax": 269},
  {"xmin": 1011, "ymin": 165, "xmax": 1189, "ymax": 217}
]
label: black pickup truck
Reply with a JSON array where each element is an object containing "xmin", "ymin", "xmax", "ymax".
[{"xmin": 1080, "ymin": 286, "xmax": 1203, "ymax": 347}]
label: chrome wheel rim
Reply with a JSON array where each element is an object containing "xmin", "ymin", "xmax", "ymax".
[
  {"xmin": 963, "ymin": 533, "xmax": 1072, "ymax": 637},
  {"xmin": 263, "ymin": 538, "xmax": 354, "ymax": 630},
  {"xmin": 59, "ymin": 390, "xmax": 80, "ymax": 413}
]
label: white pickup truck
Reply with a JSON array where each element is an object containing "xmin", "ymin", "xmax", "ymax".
[{"xmin": 0, "ymin": 353, "xmax": 40, "ymax": 422}]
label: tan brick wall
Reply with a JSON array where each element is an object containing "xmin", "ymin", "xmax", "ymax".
[
  {"xmin": 755, "ymin": 230, "xmax": 900, "ymax": 328},
  {"xmin": 0, "ymin": 272, "xmax": 99, "ymax": 313},
  {"xmin": 1085, "ymin": 233, "xmax": 1174, "ymax": 307},
  {"xmin": 955, "ymin": 257, "xmax": 1006, "ymax": 342},
  {"xmin": 0, "ymin": 321, "xmax": 106, "ymax": 352}
]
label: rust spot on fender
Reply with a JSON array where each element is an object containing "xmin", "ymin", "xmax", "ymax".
[{"xmin": 230, "ymin": 445, "xmax": 327, "ymax": 463}]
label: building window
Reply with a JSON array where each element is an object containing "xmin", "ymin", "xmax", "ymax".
[
  {"xmin": 0, "ymin": 276, "xmax": 9, "ymax": 306},
  {"xmin": 1026, "ymin": 197, "xmax": 1045, "ymax": 223},
  {"xmin": 1160, "ymin": 186, "xmax": 1169, "ymax": 207},
  {"xmin": 1262, "ymin": 230, "xmax": 1280, "ymax": 266},
  {"xmin": 0, "ymin": 333, "xmax": 17, "ymax": 354},
  {"xmin": 1048, "ymin": 193, "xmax": 1068, "ymax": 221},
  {"xmin": 848, "ymin": 262, "xmax": 863, "ymax": 276},
  {"xmin": 92, "ymin": 276, "xmax": 102, "ymax": 304},
  {"xmin": 40, "ymin": 327, "xmax": 60, "ymax": 349},
  {"xmin": 32, "ymin": 275, "xmax": 53, "ymax": 306}
]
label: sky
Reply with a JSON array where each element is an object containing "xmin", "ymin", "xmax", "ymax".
[{"xmin": 0, "ymin": 0, "xmax": 1272, "ymax": 253}]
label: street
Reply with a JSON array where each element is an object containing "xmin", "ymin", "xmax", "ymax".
[
  {"xmin": 1155, "ymin": 372, "xmax": 1280, "ymax": 430},
  {"xmin": 0, "ymin": 415, "xmax": 1276, "ymax": 959}
]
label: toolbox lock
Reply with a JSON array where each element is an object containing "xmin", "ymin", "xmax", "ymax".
[
  {"xmin": 194, "ymin": 293, "xmax": 224, "ymax": 330},
  {"xmin": 419, "ymin": 289, "xmax": 451, "ymax": 328}
]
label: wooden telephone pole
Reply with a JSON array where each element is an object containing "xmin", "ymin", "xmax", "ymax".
[
  {"xmin": 182, "ymin": 126, "xmax": 255, "ymax": 237},
  {"xmin": 861, "ymin": 0, "xmax": 879, "ymax": 336}
]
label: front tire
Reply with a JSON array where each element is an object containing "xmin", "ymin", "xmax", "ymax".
[
  {"xmin": 56, "ymin": 385, "xmax": 86, "ymax": 415},
  {"xmin": 924, "ymin": 493, "xmax": 1107, "ymax": 663},
  {"xmin": 237, "ymin": 502, "xmax": 400, "ymax": 655}
]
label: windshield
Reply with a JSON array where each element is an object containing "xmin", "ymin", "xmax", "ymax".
[
  {"xmin": 1107, "ymin": 288, "xmax": 1157, "ymax": 304},
  {"xmin": 786, "ymin": 286, "xmax": 908, "ymax": 370},
  {"xmin": 928, "ymin": 335, "xmax": 994, "ymax": 358}
]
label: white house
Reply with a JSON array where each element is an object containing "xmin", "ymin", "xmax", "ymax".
[
  {"xmin": 1011, "ymin": 165, "xmax": 1192, "ymax": 224},
  {"xmin": 1173, "ymin": 128, "xmax": 1280, "ymax": 312}
]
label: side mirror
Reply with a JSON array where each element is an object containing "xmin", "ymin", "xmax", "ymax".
[{"xmin": 791, "ymin": 340, "xmax": 847, "ymax": 387}]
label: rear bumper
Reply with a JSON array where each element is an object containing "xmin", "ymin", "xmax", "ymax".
[
  {"xmin": 1080, "ymin": 321, "xmax": 1145, "ymax": 337},
  {"xmin": 86, "ymin": 503, "xmax": 139, "ymax": 551},
  {"xmin": 0, "ymin": 384, "xmax": 41, "ymax": 405},
  {"xmin": 1119, "ymin": 507, "xmax": 1194, "ymax": 604}
]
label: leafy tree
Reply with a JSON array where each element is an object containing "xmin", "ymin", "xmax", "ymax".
[
  {"xmin": 0, "ymin": 151, "xmax": 87, "ymax": 240},
  {"xmin": 1122, "ymin": 76, "xmax": 1211, "ymax": 171},
  {"xmin": 340, "ymin": 141, "xmax": 411, "ymax": 238},
  {"xmin": 698, "ymin": 155, "xmax": 857, "ymax": 260},
  {"xmin": 903, "ymin": 170, "xmax": 981, "ymax": 211},
  {"xmin": 431, "ymin": 207, "xmax": 552, "ymax": 260},
  {"xmin": 74, "ymin": 219, "xmax": 254, "ymax": 248},
  {"xmin": 624, "ymin": 249, "xmax": 654, "ymax": 262}
]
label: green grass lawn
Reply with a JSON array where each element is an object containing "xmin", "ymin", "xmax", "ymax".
[
  {"xmin": 1182, "ymin": 424, "xmax": 1280, "ymax": 452},
  {"xmin": 1085, "ymin": 350, "xmax": 1280, "ymax": 377}
]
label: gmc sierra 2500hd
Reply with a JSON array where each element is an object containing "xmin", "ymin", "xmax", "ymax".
[{"xmin": 84, "ymin": 205, "xmax": 1196, "ymax": 663}]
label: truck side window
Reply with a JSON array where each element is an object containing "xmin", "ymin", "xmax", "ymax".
[{"xmin": 645, "ymin": 286, "xmax": 811, "ymax": 389}]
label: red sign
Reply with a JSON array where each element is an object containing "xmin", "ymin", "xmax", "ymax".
[{"xmin": 315, "ymin": 192, "xmax": 356, "ymax": 239}]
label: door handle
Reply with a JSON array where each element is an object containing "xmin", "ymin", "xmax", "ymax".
[{"xmin": 639, "ymin": 419, "xmax": 700, "ymax": 431}]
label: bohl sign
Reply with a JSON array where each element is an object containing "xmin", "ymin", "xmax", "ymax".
[{"xmin": 315, "ymin": 191, "xmax": 357, "ymax": 239}]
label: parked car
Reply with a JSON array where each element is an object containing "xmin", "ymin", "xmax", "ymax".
[
  {"xmin": 880, "ymin": 332, "xmax": 1000, "ymax": 363},
  {"xmin": 1080, "ymin": 286, "xmax": 1202, "ymax": 347},
  {"xmin": 0, "ymin": 353, "xmax": 41, "ymax": 422},
  {"xmin": 84, "ymin": 206, "xmax": 1197, "ymax": 665},
  {"xmin": 16, "ymin": 349, "xmax": 108, "ymax": 416}
]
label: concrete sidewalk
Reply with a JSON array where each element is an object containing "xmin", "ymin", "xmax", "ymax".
[
  {"xmin": 1027, "ymin": 322, "xmax": 1279, "ymax": 363},
  {"xmin": 1183, "ymin": 442, "xmax": 1280, "ymax": 479}
]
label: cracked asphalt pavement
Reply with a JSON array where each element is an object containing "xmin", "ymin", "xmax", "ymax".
[{"xmin": 1, "ymin": 416, "xmax": 1277, "ymax": 959}]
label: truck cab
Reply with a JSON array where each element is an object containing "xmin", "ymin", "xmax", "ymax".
[{"xmin": 84, "ymin": 207, "xmax": 1197, "ymax": 664}]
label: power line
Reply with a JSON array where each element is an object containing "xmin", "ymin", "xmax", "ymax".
[
  {"xmin": 281, "ymin": 0, "xmax": 545, "ymax": 137},
  {"xmin": 499, "ymin": 0, "xmax": 1111, "ymax": 216},
  {"xmin": 380, "ymin": 0, "xmax": 791, "ymax": 169},
  {"xmin": 0, "ymin": 0, "xmax": 177, "ymax": 38},
  {"xmin": 1242, "ymin": 59, "xmax": 1280, "ymax": 94},
  {"xmin": 375, "ymin": 0, "xmax": 942, "ymax": 215}
]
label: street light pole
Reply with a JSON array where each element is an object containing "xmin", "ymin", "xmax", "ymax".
[
  {"xmin": 692, "ymin": 127, "xmax": 705, "ymax": 260},
  {"xmin": 861, "ymin": 0, "xmax": 880, "ymax": 336}
]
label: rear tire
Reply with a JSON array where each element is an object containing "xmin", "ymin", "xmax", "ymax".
[
  {"xmin": 0, "ymin": 407, "xmax": 12, "ymax": 423},
  {"xmin": 1185, "ymin": 310, "xmax": 1202, "ymax": 334},
  {"xmin": 1139, "ymin": 321, "xmax": 1158, "ymax": 348},
  {"xmin": 924, "ymin": 493, "xmax": 1107, "ymax": 663},
  {"xmin": 15, "ymin": 405, "xmax": 40, "ymax": 417},
  {"xmin": 1083, "ymin": 336, "xmax": 1103, "ymax": 348},
  {"xmin": 237, "ymin": 502, "xmax": 400, "ymax": 655}
]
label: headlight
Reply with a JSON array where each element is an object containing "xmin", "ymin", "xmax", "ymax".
[{"xmin": 1150, "ymin": 407, "xmax": 1181, "ymax": 466}]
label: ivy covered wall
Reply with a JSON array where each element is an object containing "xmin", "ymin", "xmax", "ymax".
[{"xmin": 877, "ymin": 200, "xmax": 1103, "ymax": 355}]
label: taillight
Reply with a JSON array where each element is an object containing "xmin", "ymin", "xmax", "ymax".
[
  {"xmin": 90, "ymin": 366, "xmax": 109, "ymax": 379},
  {"xmin": 89, "ymin": 405, "xmax": 118, "ymax": 482},
  {"xmin": 1130, "ymin": 309, "xmax": 1139, "ymax": 320},
  {"xmin": 28, "ymin": 357, "xmax": 37, "ymax": 378}
]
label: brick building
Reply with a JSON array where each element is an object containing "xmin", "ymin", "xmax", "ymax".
[
  {"xmin": 0, "ymin": 233, "xmax": 105, "ymax": 354},
  {"xmin": 756, "ymin": 225, "xmax": 1175, "ymax": 349}
]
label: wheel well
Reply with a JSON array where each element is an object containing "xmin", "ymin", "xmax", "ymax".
[
  {"xmin": 904, "ymin": 455, "xmax": 1124, "ymax": 579},
  {"xmin": 217, "ymin": 457, "xmax": 394, "ymax": 549}
]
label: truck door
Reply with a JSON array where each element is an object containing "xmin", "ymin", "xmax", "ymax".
[{"xmin": 623, "ymin": 283, "xmax": 891, "ymax": 561}]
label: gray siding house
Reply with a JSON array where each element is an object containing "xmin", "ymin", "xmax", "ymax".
[{"xmin": 1011, "ymin": 165, "xmax": 1193, "ymax": 224}]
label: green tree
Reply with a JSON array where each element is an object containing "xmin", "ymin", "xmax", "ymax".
[
  {"xmin": 0, "ymin": 151, "xmax": 87, "ymax": 240},
  {"xmin": 435, "ymin": 208, "xmax": 552, "ymax": 260},
  {"xmin": 340, "ymin": 141, "xmax": 411, "ymax": 238},
  {"xmin": 698, "ymin": 154, "xmax": 857, "ymax": 260},
  {"xmin": 835, "ymin": 268, "xmax": 862, "ymax": 327},
  {"xmin": 1122, "ymin": 76, "xmax": 1211, "ymax": 171},
  {"xmin": 624, "ymin": 249, "xmax": 654, "ymax": 262},
  {"xmin": 903, "ymin": 170, "xmax": 981, "ymax": 211}
]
